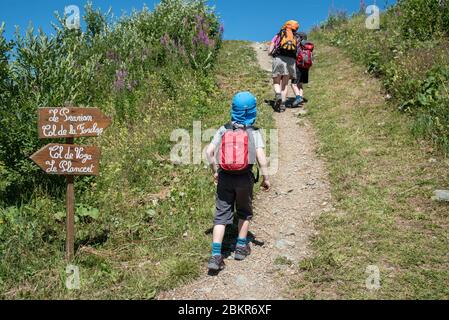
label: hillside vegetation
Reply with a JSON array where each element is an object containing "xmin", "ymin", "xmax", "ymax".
[
  {"xmin": 292, "ymin": 0, "xmax": 449, "ymax": 299},
  {"xmin": 315, "ymin": 0, "xmax": 449, "ymax": 154}
]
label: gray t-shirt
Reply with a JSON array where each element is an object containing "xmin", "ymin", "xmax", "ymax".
[{"xmin": 211, "ymin": 125, "xmax": 265, "ymax": 149}]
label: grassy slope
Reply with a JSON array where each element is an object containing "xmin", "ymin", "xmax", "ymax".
[
  {"xmin": 294, "ymin": 40, "xmax": 449, "ymax": 299},
  {"xmin": 1, "ymin": 41, "xmax": 273, "ymax": 299}
]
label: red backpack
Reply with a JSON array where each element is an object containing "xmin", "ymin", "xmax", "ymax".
[
  {"xmin": 297, "ymin": 42, "xmax": 315, "ymax": 69},
  {"xmin": 219, "ymin": 124, "xmax": 254, "ymax": 173}
]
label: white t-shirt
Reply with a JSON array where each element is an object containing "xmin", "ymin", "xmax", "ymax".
[{"xmin": 211, "ymin": 125, "xmax": 265, "ymax": 150}]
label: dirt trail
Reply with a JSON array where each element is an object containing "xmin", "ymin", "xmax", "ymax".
[{"xmin": 158, "ymin": 43, "xmax": 332, "ymax": 300}]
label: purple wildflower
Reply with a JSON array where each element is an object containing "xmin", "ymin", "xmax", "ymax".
[
  {"xmin": 160, "ymin": 33, "xmax": 170, "ymax": 47},
  {"xmin": 196, "ymin": 14, "xmax": 205, "ymax": 26},
  {"xmin": 114, "ymin": 69, "xmax": 128, "ymax": 91},
  {"xmin": 198, "ymin": 29, "xmax": 210, "ymax": 46}
]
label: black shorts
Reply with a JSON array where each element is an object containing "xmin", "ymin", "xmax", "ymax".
[
  {"xmin": 293, "ymin": 67, "xmax": 309, "ymax": 85},
  {"xmin": 214, "ymin": 171, "xmax": 255, "ymax": 225}
]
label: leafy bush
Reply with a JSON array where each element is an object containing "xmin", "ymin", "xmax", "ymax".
[
  {"xmin": 397, "ymin": 0, "xmax": 449, "ymax": 40},
  {"xmin": 0, "ymin": 0, "xmax": 222, "ymax": 205}
]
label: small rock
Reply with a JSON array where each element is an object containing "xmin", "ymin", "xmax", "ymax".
[
  {"xmin": 276, "ymin": 239, "xmax": 295, "ymax": 249},
  {"xmin": 197, "ymin": 287, "xmax": 213, "ymax": 294},
  {"xmin": 428, "ymin": 158, "xmax": 437, "ymax": 164},
  {"xmin": 432, "ymin": 190, "xmax": 449, "ymax": 202},
  {"xmin": 276, "ymin": 239, "xmax": 288, "ymax": 249},
  {"xmin": 235, "ymin": 275, "xmax": 249, "ymax": 286}
]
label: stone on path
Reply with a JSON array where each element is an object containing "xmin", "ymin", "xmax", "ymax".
[{"xmin": 432, "ymin": 190, "xmax": 449, "ymax": 202}]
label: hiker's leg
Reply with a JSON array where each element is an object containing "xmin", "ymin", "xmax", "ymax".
[
  {"xmin": 272, "ymin": 76, "xmax": 282, "ymax": 95},
  {"xmin": 292, "ymin": 78, "xmax": 303, "ymax": 107},
  {"xmin": 213, "ymin": 172, "xmax": 234, "ymax": 255},
  {"xmin": 292, "ymin": 82, "xmax": 301, "ymax": 96},
  {"xmin": 238, "ymin": 219, "xmax": 250, "ymax": 239},
  {"xmin": 212, "ymin": 225, "xmax": 226, "ymax": 244},
  {"xmin": 235, "ymin": 173, "xmax": 254, "ymax": 240},
  {"xmin": 298, "ymin": 82, "xmax": 304, "ymax": 97},
  {"xmin": 272, "ymin": 76, "xmax": 282, "ymax": 112},
  {"xmin": 280, "ymin": 75, "xmax": 289, "ymax": 103}
]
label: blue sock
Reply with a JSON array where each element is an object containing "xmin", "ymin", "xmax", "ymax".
[
  {"xmin": 237, "ymin": 237, "xmax": 247, "ymax": 248},
  {"xmin": 212, "ymin": 242, "xmax": 222, "ymax": 256}
]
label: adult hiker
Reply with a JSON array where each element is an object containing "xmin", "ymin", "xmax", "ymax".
[
  {"xmin": 205, "ymin": 91, "xmax": 271, "ymax": 272},
  {"xmin": 268, "ymin": 20, "xmax": 300, "ymax": 112}
]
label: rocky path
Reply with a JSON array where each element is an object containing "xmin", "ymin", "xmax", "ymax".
[{"xmin": 158, "ymin": 42, "xmax": 332, "ymax": 300}]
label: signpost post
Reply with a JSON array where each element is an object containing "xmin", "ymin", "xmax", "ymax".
[{"xmin": 30, "ymin": 107, "xmax": 111, "ymax": 261}]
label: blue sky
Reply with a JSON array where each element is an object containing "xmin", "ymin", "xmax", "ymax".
[{"xmin": 0, "ymin": 0, "xmax": 395, "ymax": 41}]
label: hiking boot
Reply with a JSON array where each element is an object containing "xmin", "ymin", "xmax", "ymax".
[
  {"xmin": 292, "ymin": 96, "xmax": 303, "ymax": 107},
  {"xmin": 208, "ymin": 255, "xmax": 225, "ymax": 271},
  {"xmin": 280, "ymin": 103, "xmax": 286, "ymax": 113},
  {"xmin": 274, "ymin": 94, "xmax": 282, "ymax": 112},
  {"xmin": 234, "ymin": 244, "xmax": 251, "ymax": 261}
]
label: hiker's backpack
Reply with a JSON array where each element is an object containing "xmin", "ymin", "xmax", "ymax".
[
  {"xmin": 297, "ymin": 42, "xmax": 315, "ymax": 69},
  {"xmin": 219, "ymin": 123, "xmax": 256, "ymax": 173},
  {"xmin": 276, "ymin": 28, "xmax": 298, "ymax": 58}
]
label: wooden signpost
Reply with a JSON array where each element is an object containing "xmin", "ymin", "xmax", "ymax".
[
  {"xmin": 30, "ymin": 107, "xmax": 111, "ymax": 261},
  {"xmin": 38, "ymin": 107, "xmax": 112, "ymax": 139},
  {"xmin": 30, "ymin": 144, "xmax": 101, "ymax": 176}
]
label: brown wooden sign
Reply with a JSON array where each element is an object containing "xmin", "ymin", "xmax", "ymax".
[
  {"xmin": 31, "ymin": 105, "xmax": 111, "ymax": 262},
  {"xmin": 30, "ymin": 144, "xmax": 101, "ymax": 176},
  {"xmin": 38, "ymin": 107, "xmax": 112, "ymax": 139}
]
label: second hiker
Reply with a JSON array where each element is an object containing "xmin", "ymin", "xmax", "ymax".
[{"xmin": 292, "ymin": 32, "xmax": 314, "ymax": 107}]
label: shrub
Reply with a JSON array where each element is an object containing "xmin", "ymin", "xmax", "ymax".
[
  {"xmin": 0, "ymin": 0, "xmax": 222, "ymax": 205},
  {"xmin": 397, "ymin": 0, "xmax": 449, "ymax": 40}
]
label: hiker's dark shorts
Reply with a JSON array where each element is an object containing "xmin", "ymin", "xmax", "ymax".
[
  {"xmin": 214, "ymin": 171, "xmax": 255, "ymax": 226},
  {"xmin": 293, "ymin": 67, "xmax": 309, "ymax": 84}
]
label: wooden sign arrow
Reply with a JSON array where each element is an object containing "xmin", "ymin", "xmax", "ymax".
[
  {"xmin": 38, "ymin": 107, "xmax": 112, "ymax": 139},
  {"xmin": 30, "ymin": 144, "xmax": 101, "ymax": 176}
]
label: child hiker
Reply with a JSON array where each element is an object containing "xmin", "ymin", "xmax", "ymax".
[
  {"xmin": 291, "ymin": 32, "xmax": 313, "ymax": 106},
  {"xmin": 206, "ymin": 92, "xmax": 271, "ymax": 271}
]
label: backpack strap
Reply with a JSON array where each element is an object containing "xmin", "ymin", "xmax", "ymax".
[
  {"xmin": 224, "ymin": 122, "xmax": 234, "ymax": 130},
  {"xmin": 225, "ymin": 122, "xmax": 259, "ymax": 131}
]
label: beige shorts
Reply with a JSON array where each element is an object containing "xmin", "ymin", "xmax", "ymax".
[{"xmin": 272, "ymin": 55, "xmax": 297, "ymax": 79}]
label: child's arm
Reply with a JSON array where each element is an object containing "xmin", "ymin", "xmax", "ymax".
[
  {"xmin": 256, "ymin": 148, "xmax": 271, "ymax": 191},
  {"xmin": 206, "ymin": 143, "xmax": 219, "ymax": 184}
]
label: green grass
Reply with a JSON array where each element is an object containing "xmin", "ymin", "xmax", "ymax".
[
  {"xmin": 0, "ymin": 41, "xmax": 273, "ymax": 299},
  {"xmin": 293, "ymin": 41, "xmax": 449, "ymax": 299}
]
